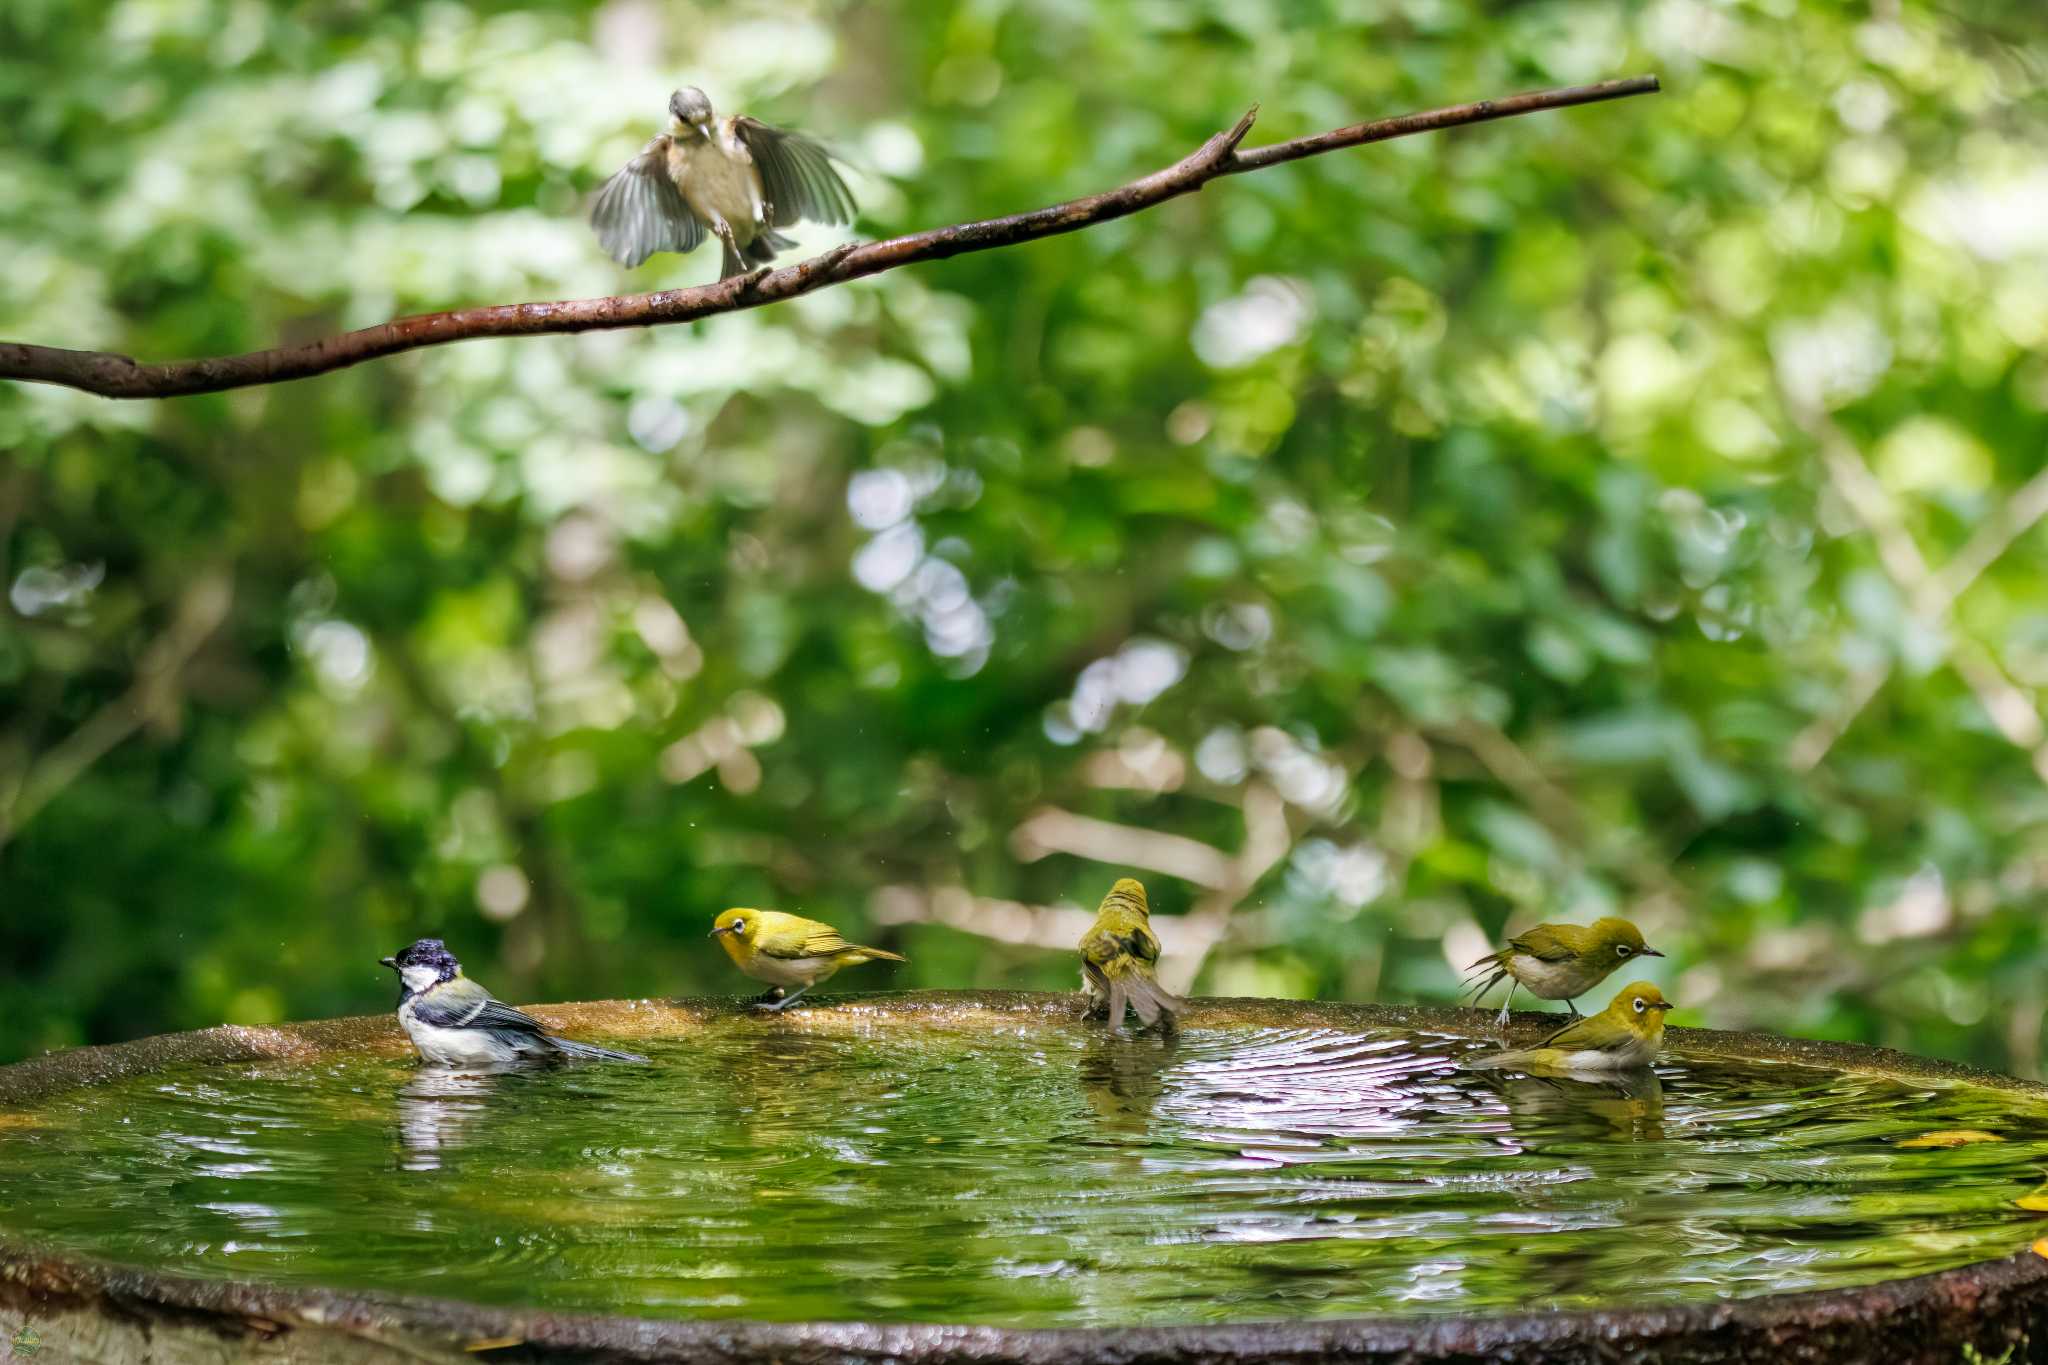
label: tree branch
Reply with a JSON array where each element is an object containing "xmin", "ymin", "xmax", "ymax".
[
  {"xmin": 870, "ymin": 885, "xmax": 1100, "ymax": 951},
  {"xmin": 0, "ymin": 77, "xmax": 1659, "ymax": 400},
  {"xmin": 0, "ymin": 569, "xmax": 234, "ymax": 851},
  {"xmin": 1784, "ymin": 396, "xmax": 2048, "ymax": 780},
  {"xmin": 1156, "ymin": 781, "xmax": 1292, "ymax": 995},
  {"xmin": 1009, "ymin": 805, "xmax": 1238, "ymax": 889},
  {"xmin": 1437, "ymin": 714, "xmax": 1691, "ymax": 915}
]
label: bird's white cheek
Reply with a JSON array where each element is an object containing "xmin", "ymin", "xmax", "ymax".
[{"xmin": 400, "ymin": 964, "xmax": 441, "ymax": 993}]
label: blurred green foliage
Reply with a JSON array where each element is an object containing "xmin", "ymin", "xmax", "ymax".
[{"xmin": 3, "ymin": 0, "xmax": 2047, "ymax": 1071}]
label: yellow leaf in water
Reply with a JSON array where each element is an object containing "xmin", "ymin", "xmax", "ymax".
[
  {"xmin": 2017, "ymin": 1195, "xmax": 2048, "ymax": 1212},
  {"xmin": 1898, "ymin": 1129, "xmax": 2002, "ymax": 1148},
  {"xmin": 2033, "ymin": 1238, "xmax": 2048, "ymax": 1257}
]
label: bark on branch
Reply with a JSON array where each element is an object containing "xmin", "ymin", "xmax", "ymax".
[{"xmin": 0, "ymin": 76, "xmax": 1658, "ymax": 400}]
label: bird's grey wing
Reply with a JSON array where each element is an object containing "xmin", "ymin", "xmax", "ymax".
[
  {"xmin": 411, "ymin": 989, "xmax": 548, "ymax": 1037},
  {"xmin": 730, "ymin": 117, "xmax": 855, "ymax": 228},
  {"xmin": 589, "ymin": 136, "xmax": 704, "ymax": 267}
]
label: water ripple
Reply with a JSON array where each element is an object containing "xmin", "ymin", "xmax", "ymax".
[{"xmin": 2, "ymin": 1023, "xmax": 2046, "ymax": 1326}]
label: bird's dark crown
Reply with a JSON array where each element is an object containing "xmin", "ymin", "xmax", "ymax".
[
  {"xmin": 383, "ymin": 938, "xmax": 460, "ymax": 982},
  {"xmin": 669, "ymin": 87, "xmax": 714, "ymax": 124}
]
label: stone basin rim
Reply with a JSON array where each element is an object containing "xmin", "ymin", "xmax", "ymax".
[{"xmin": 3, "ymin": 990, "xmax": 2046, "ymax": 1364}]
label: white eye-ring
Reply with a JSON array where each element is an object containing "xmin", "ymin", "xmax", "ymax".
[
  {"xmin": 1616, "ymin": 945, "xmax": 1633, "ymax": 957},
  {"xmin": 1633, "ymin": 998, "xmax": 1647, "ymax": 1014}
]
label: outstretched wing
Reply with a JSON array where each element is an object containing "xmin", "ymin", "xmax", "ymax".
[
  {"xmin": 411, "ymin": 988, "xmax": 548, "ymax": 1037},
  {"xmin": 590, "ymin": 136, "xmax": 704, "ymax": 267},
  {"xmin": 730, "ymin": 117, "xmax": 855, "ymax": 228}
]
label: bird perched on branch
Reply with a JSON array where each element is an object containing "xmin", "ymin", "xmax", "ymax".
[
  {"xmin": 590, "ymin": 86, "xmax": 856, "ymax": 279},
  {"xmin": 1462, "ymin": 916, "xmax": 1661, "ymax": 1027},
  {"xmin": 380, "ymin": 939, "xmax": 646, "ymax": 1068},
  {"xmin": 1463, "ymin": 981, "xmax": 1673, "ymax": 1076},
  {"xmin": 1080, "ymin": 878, "xmax": 1186, "ymax": 1033},
  {"xmin": 709, "ymin": 908, "xmax": 905, "ymax": 1011}
]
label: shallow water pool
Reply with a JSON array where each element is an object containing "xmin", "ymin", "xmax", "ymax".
[{"xmin": 2, "ymin": 1020, "xmax": 2045, "ymax": 1326}]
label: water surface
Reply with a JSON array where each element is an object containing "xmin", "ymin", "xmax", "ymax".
[{"xmin": 3, "ymin": 1021, "xmax": 2046, "ymax": 1325}]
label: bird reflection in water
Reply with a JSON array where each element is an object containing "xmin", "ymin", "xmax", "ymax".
[
  {"xmin": 1497, "ymin": 1069, "xmax": 1665, "ymax": 1144},
  {"xmin": 1079, "ymin": 1030, "xmax": 1181, "ymax": 1132},
  {"xmin": 395, "ymin": 1067, "xmax": 512, "ymax": 1171}
]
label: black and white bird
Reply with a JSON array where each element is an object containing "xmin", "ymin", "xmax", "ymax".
[
  {"xmin": 379, "ymin": 939, "xmax": 646, "ymax": 1069},
  {"xmin": 589, "ymin": 86, "xmax": 856, "ymax": 279}
]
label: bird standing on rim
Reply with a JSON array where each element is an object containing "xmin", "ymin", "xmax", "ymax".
[
  {"xmin": 708, "ymin": 908, "xmax": 906, "ymax": 1012},
  {"xmin": 590, "ymin": 86, "xmax": 856, "ymax": 279},
  {"xmin": 1462, "ymin": 916, "xmax": 1662, "ymax": 1027},
  {"xmin": 1079, "ymin": 878, "xmax": 1186, "ymax": 1033}
]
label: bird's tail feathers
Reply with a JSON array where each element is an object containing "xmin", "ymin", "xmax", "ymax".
[
  {"xmin": 547, "ymin": 1037, "xmax": 649, "ymax": 1064},
  {"xmin": 836, "ymin": 945, "xmax": 907, "ymax": 965},
  {"xmin": 1107, "ymin": 969, "xmax": 1185, "ymax": 1030},
  {"xmin": 718, "ymin": 239, "xmax": 748, "ymax": 280},
  {"xmin": 1461, "ymin": 965, "xmax": 1507, "ymax": 1005}
]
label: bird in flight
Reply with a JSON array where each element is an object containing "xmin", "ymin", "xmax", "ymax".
[{"xmin": 590, "ymin": 86, "xmax": 856, "ymax": 279}]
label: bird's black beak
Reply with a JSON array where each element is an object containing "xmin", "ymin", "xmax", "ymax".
[
  {"xmin": 1652, "ymin": 1000, "xmax": 1674, "ymax": 1011},
  {"xmin": 1643, "ymin": 948, "xmax": 1665, "ymax": 958},
  {"xmin": 379, "ymin": 956, "xmax": 398, "ymax": 969},
  {"xmin": 707, "ymin": 924, "xmax": 736, "ymax": 938}
]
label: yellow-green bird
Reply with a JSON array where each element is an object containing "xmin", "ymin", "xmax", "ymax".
[
  {"xmin": 1464, "ymin": 981, "xmax": 1673, "ymax": 1076},
  {"xmin": 1079, "ymin": 878, "xmax": 1185, "ymax": 1032},
  {"xmin": 708, "ymin": 908, "xmax": 906, "ymax": 1012},
  {"xmin": 1463, "ymin": 916, "xmax": 1662, "ymax": 1026}
]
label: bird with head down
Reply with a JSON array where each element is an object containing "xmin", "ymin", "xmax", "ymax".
[{"xmin": 1079, "ymin": 878, "xmax": 1186, "ymax": 1034}]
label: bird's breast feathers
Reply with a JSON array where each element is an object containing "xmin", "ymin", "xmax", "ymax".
[
  {"xmin": 1503, "ymin": 953, "xmax": 1605, "ymax": 998},
  {"xmin": 736, "ymin": 952, "xmax": 837, "ymax": 988},
  {"xmin": 670, "ymin": 131, "xmax": 765, "ymax": 240}
]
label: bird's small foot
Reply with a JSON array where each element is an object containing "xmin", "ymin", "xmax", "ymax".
[{"xmin": 748, "ymin": 988, "xmax": 787, "ymax": 1011}]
